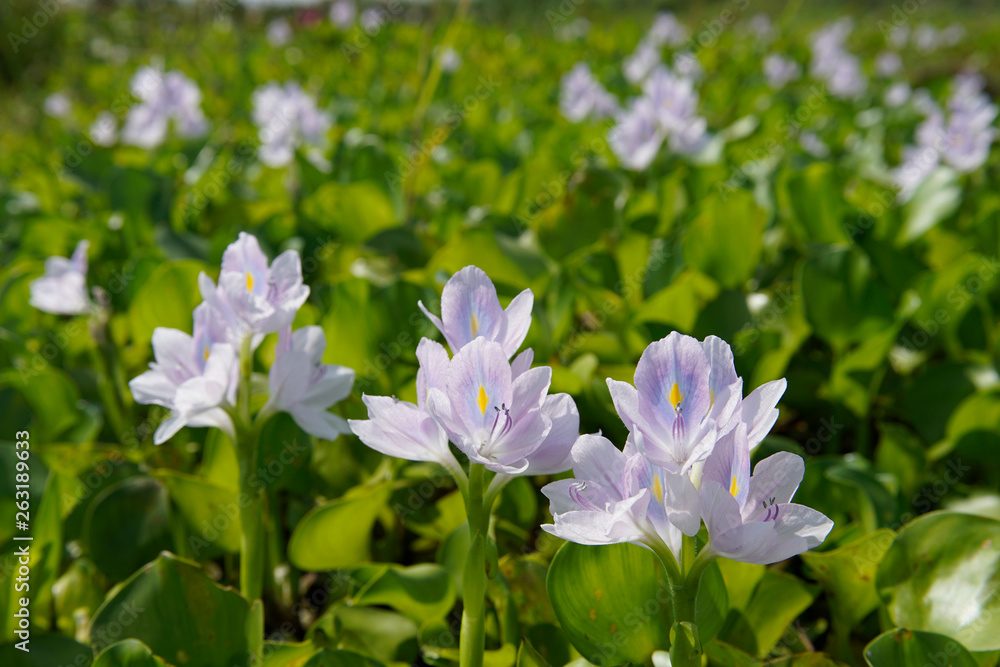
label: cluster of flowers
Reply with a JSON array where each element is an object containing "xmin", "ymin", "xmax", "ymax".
[
  {"xmin": 559, "ymin": 12, "xmax": 711, "ymax": 171},
  {"xmin": 252, "ymin": 82, "xmax": 332, "ymax": 168},
  {"xmin": 121, "ymin": 233, "xmax": 353, "ymax": 444},
  {"xmin": 351, "ymin": 266, "xmax": 833, "ymax": 566},
  {"xmin": 892, "ymin": 73, "xmax": 998, "ymax": 201},
  {"xmin": 809, "ymin": 18, "xmax": 867, "ymax": 100}
]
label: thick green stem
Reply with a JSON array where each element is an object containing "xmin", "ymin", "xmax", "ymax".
[
  {"xmin": 459, "ymin": 463, "xmax": 488, "ymax": 667},
  {"xmin": 651, "ymin": 536, "xmax": 716, "ymax": 667},
  {"xmin": 235, "ymin": 336, "xmax": 264, "ymax": 604}
]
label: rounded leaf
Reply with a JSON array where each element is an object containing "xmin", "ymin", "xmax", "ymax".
[{"xmin": 864, "ymin": 628, "xmax": 978, "ymax": 667}]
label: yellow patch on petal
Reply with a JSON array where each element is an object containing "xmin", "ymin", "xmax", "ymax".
[
  {"xmin": 477, "ymin": 385, "xmax": 489, "ymax": 415},
  {"xmin": 203, "ymin": 345, "xmax": 210, "ymax": 362},
  {"xmin": 653, "ymin": 475, "xmax": 664, "ymax": 504},
  {"xmin": 669, "ymin": 382, "xmax": 684, "ymax": 411},
  {"xmin": 246, "ymin": 271, "xmax": 254, "ymax": 292},
  {"xmin": 470, "ymin": 313, "xmax": 479, "ymax": 338},
  {"xmin": 729, "ymin": 475, "xmax": 740, "ymax": 498}
]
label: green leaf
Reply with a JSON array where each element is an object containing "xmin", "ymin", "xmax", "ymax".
[
  {"xmin": 516, "ymin": 639, "xmax": 551, "ymax": 667},
  {"xmin": 83, "ymin": 476, "xmax": 173, "ymax": 582},
  {"xmin": 683, "ymin": 190, "xmax": 766, "ymax": 288},
  {"xmin": 302, "ymin": 181, "xmax": 397, "ymax": 243},
  {"xmin": 783, "ymin": 163, "xmax": 849, "ymax": 245},
  {"xmin": 864, "ymin": 628, "xmax": 978, "ymax": 667},
  {"xmin": 696, "ymin": 561, "xmax": 729, "ymax": 643},
  {"xmin": 0, "ymin": 634, "xmax": 93, "ymax": 666},
  {"xmin": 898, "ymin": 167, "xmax": 962, "ymax": 244},
  {"xmin": 303, "ymin": 649, "xmax": 386, "ymax": 667},
  {"xmin": 128, "ymin": 260, "xmax": 209, "ymax": 347},
  {"xmin": 348, "ymin": 563, "xmax": 456, "ymax": 621},
  {"xmin": 90, "ymin": 552, "xmax": 249, "ymax": 667},
  {"xmin": 720, "ymin": 571, "xmax": 817, "ymax": 657},
  {"xmin": 289, "ymin": 484, "xmax": 391, "ymax": 571},
  {"xmin": 93, "ymin": 639, "xmax": 169, "ymax": 667},
  {"xmin": 877, "ymin": 512, "xmax": 1000, "ymax": 651},
  {"xmin": 153, "ymin": 469, "xmax": 241, "ymax": 555},
  {"xmin": 801, "ymin": 529, "xmax": 894, "ymax": 629},
  {"xmin": 546, "ymin": 542, "xmax": 672, "ymax": 666}
]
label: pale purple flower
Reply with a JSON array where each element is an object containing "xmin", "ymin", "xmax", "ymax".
[
  {"xmin": 883, "ymin": 81, "xmax": 911, "ymax": 108},
  {"xmin": 437, "ymin": 46, "xmax": 462, "ymax": 73},
  {"xmin": 121, "ymin": 67, "xmax": 209, "ymax": 149},
  {"xmin": 799, "ymin": 131, "xmax": 830, "ymax": 158},
  {"xmin": 698, "ymin": 424, "xmax": 833, "ymax": 564},
  {"xmin": 763, "ymin": 54, "xmax": 801, "ymax": 89},
  {"xmin": 647, "ymin": 12, "xmax": 689, "ymax": 48},
  {"xmin": 640, "ymin": 66, "xmax": 709, "ymax": 155},
  {"xmin": 418, "ymin": 265, "xmax": 533, "ymax": 359},
  {"xmin": 197, "ymin": 232, "xmax": 310, "ymax": 343},
  {"xmin": 360, "ymin": 7, "xmax": 387, "ymax": 33},
  {"xmin": 541, "ymin": 434, "xmax": 700, "ymax": 558},
  {"xmin": 262, "ymin": 326, "xmax": 354, "ymax": 440},
  {"xmin": 608, "ymin": 97, "xmax": 664, "ymax": 171},
  {"xmin": 874, "ymin": 51, "xmax": 902, "ymax": 78},
  {"xmin": 329, "ymin": 0, "xmax": 356, "ymax": 28},
  {"xmin": 44, "ymin": 92, "xmax": 71, "ymax": 119},
  {"xmin": 940, "ymin": 24, "xmax": 965, "ymax": 47},
  {"xmin": 29, "ymin": 240, "xmax": 94, "ymax": 315},
  {"xmin": 747, "ymin": 14, "xmax": 776, "ymax": 42},
  {"xmin": 810, "ymin": 19, "xmax": 867, "ymax": 100},
  {"xmin": 252, "ymin": 81, "xmax": 331, "ymax": 168},
  {"xmin": 624, "ymin": 41, "xmax": 660, "ymax": 85},
  {"xmin": 560, "ymin": 63, "xmax": 619, "ymax": 123},
  {"xmin": 606, "ymin": 333, "xmax": 785, "ymax": 474},
  {"xmin": 129, "ymin": 305, "xmax": 238, "ymax": 444},
  {"xmin": 424, "ymin": 337, "xmax": 555, "ymax": 475},
  {"xmin": 349, "ymin": 338, "xmax": 461, "ymax": 474},
  {"xmin": 912, "ymin": 23, "xmax": 940, "ymax": 53},
  {"xmin": 89, "ymin": 112, "xmax": 118, "ymax": 147},
  {"xmin": 673, "ymin": 51, "xmax": 703, "ymax": 81},
  {"xmin": 887, "ymin": 24, "xmax": 909, "ymax": 50},
  {"xmin": 892, "ymin": 145, "xmax": 940, "ymax": 202},
  {"xmin": 267, "ymin": 18, "xmax": 293, "ymax": 47}
]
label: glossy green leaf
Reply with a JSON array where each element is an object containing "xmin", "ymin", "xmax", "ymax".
[
  {"xmin": 90, "ymin": 552, "xmax": 249, "ymax": 667},
  {"xmin": 877, "ymin": 512, "xmax": 1000, "ymax": 651},
  {"xmin": 546, "ymin": 541, "xmax": 672, "ymax": 666},
  {"xmin": 289, "ymin": 484, "xmax": 391, "ymax": 571},
  {"xmin": 348, "ymin": 563, "xmax": 456, "ymax": 620},
  {"xmin": 153, "ymin": 469, "xmax": 241, "ymax": 554},
  {"xmin": 864, "ymin": 628, "xmax": 978, "ymax": 667},
  {"xmin": 83, "ymin": 476, "xmax": 173, "ymax": 582},
  {"xmin": 0, "ymin": 634, "xmax": 93, "ymax": 666},
  {"xmin": 720, "ymin": 571, "xmax": 817, "ymax": 657},
  {"xmin": 683, "ymin": 190, "xmax": 766, "ymax": 288},
  {"xmin": 92, "ymin": 639, "xmax": 170, "ymax": 667},
  {"xmin": 128, "ymin": 260, "xmax": 209, "ymax": 347}
]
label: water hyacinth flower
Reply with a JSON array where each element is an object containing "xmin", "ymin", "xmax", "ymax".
[
  {"xmin": 884, "ymin": 81, "xmax": 911, "ymax": 108},
  {"xmin": 542, "ymin": 434, "xmax": 700, "ymax": 556},
  {"xmin": 607, "ymin": 332, "xmax": 785, "ymax": 474},
  {"xmin": 329, "ymin": 0, "xmax": 356, "ymax": 28},
  {"xmin": 809, "ymin": 19, "xmax": 867, "ymax": 100},
  {"xmin": 799, "ymin": 131, "xmax": 830, "ymax": 158},
  {"xmin": 252, "ymin": 81, "xmax": 331, "ymax": 168},
  {"xmin": 698, "ymin": 423, "xmax": 833, "ymax": 564},
  {"xmin": 418, "ymin": 265, "xmax": 533, "ymax": 359},
  {"xmin": 29, "ymin": 240, "xmax": 95, "ymax": 316},
  {"xmin": 560, "ymin": 63, "xmax": 619, "ymax": 123},
  {"xmin": 129, "ymin": 306, "xmax": 238, "ymax": 444},
  {"xmin": 437, "ymin": 46, "xmax": 462, "ymax": 73},
  {"xmin": 89, "ymin": 112, "xmax": 118, "ymax": 147},
  {"xmin": 261, "ymin": 326, "xmax": 354, "ymax": 440},
  {"xmin": 624, "ymin": 41, "xmax": 660, "ymax": 85},
  {"xmin": 198, "ymin": 232, "xmax": 310, "ymax": 344},
  {"xmin": 267, "ymin": 18, "xmax": 293, "ymax": 47},
  {"xmin": 874, "ymin": 50, "xmax": 902, "ymax": 77},
  {"xmin": 608, "ymin": 97, "xmax": 664, "ymax": 171},
  {"xmin": 44, "ymin": 92, "xmax": 72, "ymax": 119},
  {"xmin": 121, "ymin": 67, "xmax": 209, "ymax": 149},
  {"xmin": 763, "ymin": 54, "xmax": 801, "ymax": 89},
  {"xmin": 647, "ymin": 11, "xmax": 689, "ymax": 48}
]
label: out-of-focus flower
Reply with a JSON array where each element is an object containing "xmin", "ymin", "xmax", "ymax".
[
  {"xmin": 252, "ymin": 81, "xmax": 331, "ymax": 168},
  {"xmin": 912, "ymin": 23, "xmax": 939, "ymax": 53},
  {"xmin": 198, "ymin": 232, "xmax": 310, "ymax": 342},
  {"xmin": 608, "ymin": 96, "xmax": 664, "ymax": 170},
  {"xmin": 121, "ymin": 67, "xmax": 209, "ymax": 149},
  {"xmin": 884, "ymin": 81, "xmax": 911, "ymax": 108},
  {"xmin": 699, "ymin": 424, "xmax": 833, "ymax": 564},
  {"xmin": 360, "ymin": 7, "xmax": 387, "ymax": 33},
  {"xmin": 809, "ymin": 19, "xmax": 867, "ymax": 100},
  {"xmin": 799, "ymin": 131, "xmax": 830, "ymax": 158},
  {"xmin": 763, "ymin": 54, "xmax": 801, "ymax": 89},
  {"xmin": 44, "ymin": 92, "xmax": 71, "ymax": 119},
  {"xmin": 329, "ymin": 0, "xmax": 356, "ymax": 28},
  {"xmin": 624, "ymin": 41, "xmax": 660, "ymax": 85},
  {"xmin": 887, "ymin": 24, "xmax": 909, "ymax": 49},
  {"xmin": 747, "ymin": 13, "xmax": 776, "ymax": 42},
  {"xmin": 89, "ymin": 112, "xmax": 118, "ymax": 147},
  {"xmin": 262, "ymin": 326, "xmax": 354, "ymax": 440},
  {"xmin": 940, "ymin": 24, "xmax": 966, "ymax": 47},
  {"xmin": 437, "ymin": 46, "xmax": 462, "ymax": 73},
  {"xmin": 874, "ymin": 51, "xmax": 902, "ymax": 77},
  {"xmin": 267, "ymin": 17, "xmax": 293, "ymax": 47},
  {"xmin": 647, "ymin": 11, "xmax": 689, "ymax": 48},
  {"xmin": 541, "ymin": 434, "xmax": 701, "ymax": 558},
  {"xmin": 418, "ymin": 265, "xmax": 533, "ymax": 359},
  {"xmin": 673, "ymin": 51, "xmax": 702, "ymax": 81},
  {"xmin": 29, "ymin": 240, "xmax": 94, "ymax": 315},
  {"xmin": 641, "ymin": 66, "xmax": 709, "ymax": 155},
  {"xmin": 560, "ymin": 63, "xmax": 619, "ymax": 123},
  {"xmin": 129, "ymin": 309, "xmax": 238, "ymax": 444}
]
